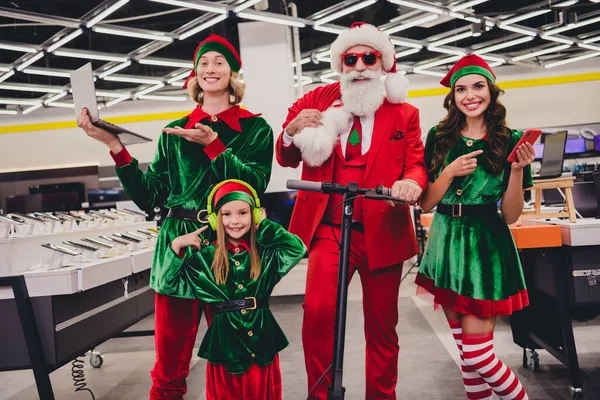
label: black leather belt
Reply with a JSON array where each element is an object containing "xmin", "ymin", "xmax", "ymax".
[
  {"xmin": 436, "ymin": 203, "xmax": 498, "ymax": 218},
  {"xmin": 323, "ymin": 220, "xmax": 364, "ymax": 233},
  {"xmin": 210, "ymin": 297, "xmax": 269, "ymax": 314},
  {"xmin": 167, "ymin": 207, "xmax": 208, "ymax": 223}
]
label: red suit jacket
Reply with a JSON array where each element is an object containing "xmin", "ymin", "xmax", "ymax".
[{"xmin": 276, "ymin": 83, "xmax": 428, "ymax": 269}]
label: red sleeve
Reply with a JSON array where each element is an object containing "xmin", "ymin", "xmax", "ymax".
[
  {"xmin": 401, "ymin": 108, "xmax": 428, "ymax": 191},
  {"xmin": 204, "ymin": 137, "xmax": 227, "ymax": 160},
  {"xmin": 275, "ymin": 99, "xmax": 305, "ymax": 168},
  {"xmin": 110, "ymin": 146, "xmax": 133, "ymax": 167}
]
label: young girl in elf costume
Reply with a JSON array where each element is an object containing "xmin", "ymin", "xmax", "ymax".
[
  {"xmin": 167, "ymin": 179, "xmax": 306, "ymax": 400},
  {"xmin": 415, "ymin": 55, "xmax": 535, "ymax": 400}
]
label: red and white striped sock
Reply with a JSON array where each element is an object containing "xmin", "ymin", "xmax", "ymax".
[
  {"xmin": 448, "ymin": 320, "xmax": 493, "ymax": 400},
  {"xmin": 462, "ymin": 332, "xmax": 528, "ymax": 400}
]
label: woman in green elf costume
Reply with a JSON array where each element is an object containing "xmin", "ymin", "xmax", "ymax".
[
  {"xmin": 416, "ymin": 54, "xmax": 535, "ymax": 400},
  {"xmin": 78, "ymin": 34, "xmax": 274, "ymax": 399},
  {"xmin": 168, "ymin": 179, "xmax": 306, "ymax": 400}
]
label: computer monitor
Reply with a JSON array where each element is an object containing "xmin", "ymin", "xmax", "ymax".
[
  {"xmin": 565, "ymin": 137, "xmax": 586, "ymax": 155},
  {"xmin": 533, "ymin": 143, "xmax": 544, "ymax": 160},
  {"xmin": 537, "ymin": 130, "xmax": 567, "ymax": 179},
  {"xmin": 260, "ymin": 191, "xmax": 297, "ymax": 231},
  {"xmin": 593, "ymin": 172, "xmax": 600, "ymax": 218},
  {"xmin": 594, "ymin": 135, "xmax": 600, "ymax": 152},
  {"xmin": 571, "ymin": 182, "xmax": 599, "ymax": 218}
]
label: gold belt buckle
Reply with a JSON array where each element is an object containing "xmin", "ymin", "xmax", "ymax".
[
  {"xmin": 451, "ymin": 204, "xmax": 462, "ymax": 218},
  {"xmin": 245, "ymin": 297, "xmax": 257, "ymax": 310}
]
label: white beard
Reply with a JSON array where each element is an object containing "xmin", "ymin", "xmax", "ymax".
[{"xmin": 340, "ymin": 69, "xmax": 385, "ymax": 118}]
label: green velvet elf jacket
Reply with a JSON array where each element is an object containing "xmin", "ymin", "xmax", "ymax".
[
  {"xmin": 163, "ymin": 218, "xmax": 307, "ymax": 373},
  {"xmin": 113, "ymin": 105, "xmax": 274, "ymax": 298}
]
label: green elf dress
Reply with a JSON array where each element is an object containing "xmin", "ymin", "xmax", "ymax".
[{"xmin": 415, "ymin": 126, "xmax": 533, "ymax": 317}]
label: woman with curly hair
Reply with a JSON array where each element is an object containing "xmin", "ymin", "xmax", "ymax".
[
  {"xmin": 78, "ymin": 34, "xmax": 273, "ymax": 399},
  {"xmin": 415, "ymin": 55, "xmax": 535, "ymax": 400}
]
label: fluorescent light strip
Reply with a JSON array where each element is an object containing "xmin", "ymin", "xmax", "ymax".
[
  {"xmin": 99, "ymin": 61, "xmax": 132, "ymax": 79},
  {"xmin": 44, "ymin": 91, "xmax": 69, "ymax": 105},
  {"xmin": 168, "ymin": 71, "xmax": 191, "ymax": 84},
  {"xmin": 0, "ymin": 67, "xmax": 8, "ymax": 72},
  {"xmin": 47, "ymin": 29, "xmax": 83, "ymax": 53},
  {"xmin": 390, "ymin": 38, "xmax": 423, "ymax": 49},
  {"xmin": 138, "ymin": 59, "xmax": 192, "ymax": 68},
  {"xmin": 0, "ymin": 70, "xmax": 15, "ymax": 83},
  {"xmin": 427, "ymin": 46, "xmax": 466, "ymax": 56},
  {"xmin": 0, "ymin": 98, "xmax": 40, "ymax": 105},
  {"xmin": 237, "ymin": 11, "xmax": 306, "ymax": 28},
  {"xmin": 315, "ymin": 51, "xmax": 331, "ymax": 62},
  {"xmin": 499, "ymin": 24, "xmax": 537, "ymax": 36},
  {"xmin": 479, "ymin": 54, "xmax": 505, "ymax": 63},
  {"xmin": 104, "ymin": 76, "xmax": 164, "ymax": 85},
  {"xmin": 413, "ymin": 68, "xmax": 445, "ymax": 77},
  {"xmin": 137, "ymin": 95, "xmax": 187, "ymax": 102},
  {"xmin": 395, "ymin": 48, "xmax": 421, "ymax": 58},
  {"xmin": 135, "ymin": 83, "xmax": 165, "ymax": 98},
  {"xmin": 384, "ymin": 14, "xmax": 439, "ymax": 35},
  {"xmin": 23, "ymin": 103, "xmax": 43, "ymax": 114},
  {"xmin": 553, "ymin": 0, "xmax": 578, "ymax": 6},
  {"xmin": 46, "ymin": 102, "xmax": 74, "ymax": 108},
  {"xmin": 580, "ymin": 43, "xmax": 600, "ymax": 52},
  {"xmin": 15, "ymin": 52, "xmax": 44, "ymax": 72},
  {"xmin": 319, "ymin": 70, "xmax": 339, "ymax": 83},
  {"xmin": 583, "ymin": 35, "xmax": 600, "ymax": 44},
  {"xmin": 234, "ymin": 0, "xmax": 264, "ymax": 13},
  {"xmin": 387, "ymin": 0, "xmax": 443, "ymax": 14},
  {"xmin": 23, "ymin": 68, "xmax": 71, "ymax": 78},
  {"xmin": 417, "ymin": 55, "xmax": 461, "ymax": 70},
  {"xmin": 178, "ymin": 15, "xmax": 228, "ymax": 40},
  {"xmin": 149, "ymin": 0, "xmax": 228, "ymax": 14},
  {"xmin": 291, "ymin": 57, "xmax": 312, "ymax": 67},
  {"xmin": 512, "ymin": 44, "xmax": 571, "ymax": 62},
  {"xmin": 96, "ymin": 91, "xmax": 129, "ymax": 98},
  {"xmin": 313, "ymin": 25, "xmax": 345, "ymax": 35},
  {"xmin": 0, "ymin": 43, "xmax": 37, "ymax": 53},
  {"xmin": 500, "ymin": 9, "xmax": 551, "ymax": 26},
  {"xmin": 487, "ymin": 61, "xmax": 503, "ymax": 67},
  {"xmin": 0, "ymin": 109, "xmax": 18, "ymax": 115},
  {"xmin": 106, "ymin": 96, "xmax": 130, "ymax": 107},
  {"xmin": 476, "ymin": 36, "xmax": 534, "ymax": 54},
  {"xmin": 429, "ymin": 31, "xmax": 474, "ymax": 47},
  {"xmin": 545, "ymin": 51, "xmax": 600, "ymax": 68},
  {"xmin": 451, "ymin": 0, "xmax": 489, "ymax": 12},
  {"xmin": 540, "ymin": 34, "xmax": 574, "ymax": 45},
  {"xmin": 0, "ymin": 83, "xmax": 65, "ymax": 93},
  {"xmin": 54, "ymin": 50, "xmax": 128, "ymax": 62},
  {"xmin": 545, "ymin": 16, "xmax": 600, "ymax": 36},
  {"xmin": 314, "ymin": 0, "xmax": 378, "ymax": 26},
  {"xmin": 86, "ymin": 0, "xmax": 130, "ymax": 28},
  {"xmin": 93, "ymin": 26, "xmax": 173, "ymax": 42}
]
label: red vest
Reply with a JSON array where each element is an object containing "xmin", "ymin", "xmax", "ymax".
[{"xmin": 324, "ymin": 143, "xmax": 369, "ymax": 224}]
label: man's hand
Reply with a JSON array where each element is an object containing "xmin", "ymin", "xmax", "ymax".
[
  {"xmin": 163, "ymin": 123, "xmax": 218, "ymax": 146},
  {"xmin": 388, "ymin": 179, "xmax": 423, "ymax": 206},
  {"xmin": 285, "ymin": 109, "xmax": 323, "ymax": 136}
]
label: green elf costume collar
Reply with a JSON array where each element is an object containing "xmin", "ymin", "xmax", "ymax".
[{"xmin": 440, "ymin": 54, "xmax": 496, "ymax": 88}]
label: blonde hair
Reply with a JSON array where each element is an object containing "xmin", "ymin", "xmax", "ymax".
[
  {"xmin": 211, "ymin": 208, "xmax": 261, "ymax": 285},
  {"xmin": 187, "ymin": 72, "xmax": 245, "ymax": 106}
]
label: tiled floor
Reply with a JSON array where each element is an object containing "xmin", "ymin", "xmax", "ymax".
[{"xmin": 1, "ymin": 265, "xmax": 599, "ymax": 399}]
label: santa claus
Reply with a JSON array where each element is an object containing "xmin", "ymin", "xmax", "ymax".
[{"xmin": 276, "ymin": 22, "xmax": 428, "ymax": 399}]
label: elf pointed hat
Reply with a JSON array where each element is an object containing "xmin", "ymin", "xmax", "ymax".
[
  {"xmin": 183, "ymin": 34, "xmax": 242, "ymax": 89},
  {"xmin": 329, "ymin": 22, "xmax": 409, "ymax": 104},
  {"xmin": 440, "ymin": 54, "xmax": 496, "ymax": 88}
]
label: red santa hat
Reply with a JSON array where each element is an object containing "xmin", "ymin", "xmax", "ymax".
[
  {"xmin": 440, "ymin": 54, "xmax": 496, "ymax": 88},
  {"xmin": 329, "ymin": 22, "xmax": 408, "ymax": 104}
]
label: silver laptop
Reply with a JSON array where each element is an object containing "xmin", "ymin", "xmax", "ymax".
[
  {"xmin": 70, "ymin": 63, "xmax": 152, "ymax": 146},
  {"xmin": 532, "ymin": 130, "xmax": 567, "ymax": 179}
]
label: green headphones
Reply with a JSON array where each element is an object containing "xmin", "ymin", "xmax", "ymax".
[{"xmin": 204, "ymin": 179, "xmax": 263, "ymax": 230}]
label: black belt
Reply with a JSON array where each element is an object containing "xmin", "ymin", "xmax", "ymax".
[
  {"xmin": 436, "ymin": 203, "xmax": 498, "ymax": 218},
  {"xmin": 167, "ymin": 207, "xmax": 208, "ymax": 223},
  {"xmin": 323, "ymin": 220, "xmax": 364, "ymax": 233},
  {"xmin": 210, "ymin": 297, "xmax": 269, "ymax": 314}
]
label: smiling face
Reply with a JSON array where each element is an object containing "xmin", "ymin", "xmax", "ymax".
[
  {"xmin": 453, "ymin": 74, "xmax": 491, "ymax": 119},
  {"xmin": 196, "ymin": 51, "xmax": 231, "ymax": 94},
  {"xmin": 219, "ymin": 200, "xmax": 251, "ymax": 244}
]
